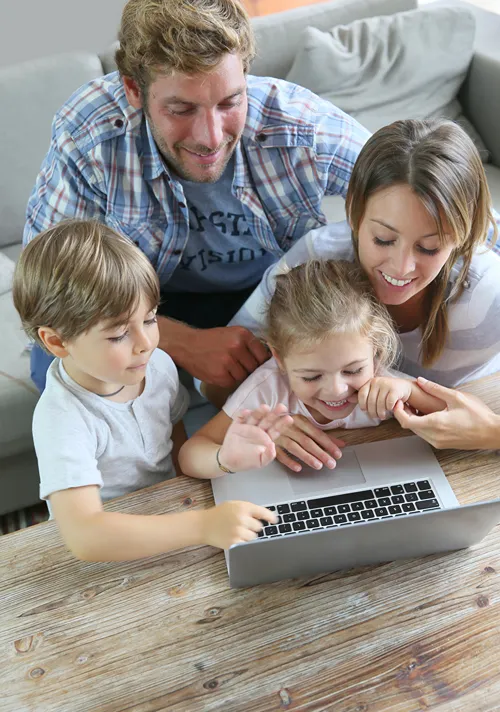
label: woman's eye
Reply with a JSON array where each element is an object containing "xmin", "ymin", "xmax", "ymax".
[
  {"xmin": 302, "ymin": 375, "xmax": 321, "ymax": 382},
  {"xmin": 374, "ymin": 237, "xmax": 394, "ymax": 247},
  {"xmin": 418, "ymin": 246, "xmax": 439, "ymax": 256}
]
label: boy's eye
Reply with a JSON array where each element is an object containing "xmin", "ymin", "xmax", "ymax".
[
  {"xmin": 108, "ymin": 333, "xmax": 127, "ymax": 343},
  {"xmin": 302, "ymin": 374, "xmax": 321, "ymax": 382}
]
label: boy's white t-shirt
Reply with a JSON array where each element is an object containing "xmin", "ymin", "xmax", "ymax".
[
  {"xmin": 33, "ymin": 349, "xmax": 189, "ymax": 508},
  {"xmin": 223, "ymin": 357, "xmax": 403, "ymax": 429}
]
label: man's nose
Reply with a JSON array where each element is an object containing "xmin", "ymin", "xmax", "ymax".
[{"xmin": 191, "ymin": 108, "xmax": 224, "ymax": 151}]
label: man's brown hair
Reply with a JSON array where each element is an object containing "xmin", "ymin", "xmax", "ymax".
[{"xmin": 115, "ymin": 0, "xmax": 255, "ymax": 90}]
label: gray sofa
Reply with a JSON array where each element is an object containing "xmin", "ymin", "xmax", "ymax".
[{"xmin": 1, "ymin": 0, "xmax": 500, "ymax": 514}]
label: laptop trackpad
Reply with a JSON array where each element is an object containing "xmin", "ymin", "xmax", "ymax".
[
  {"xmin": 288, "ymin": 448, "xmax": 366, "ymax": 496},
  {"xmin": 211, "ymin": 448, "xmax": 367, "ymax": 507}
]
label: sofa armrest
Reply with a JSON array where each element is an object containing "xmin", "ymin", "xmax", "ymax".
[
  {"xmin": 453, "ymin": 1, "xmax": 500, "ymax": 168},
  {"xmin": 461, "ymin": 50, "xmax": 500, "ymax": 169}
]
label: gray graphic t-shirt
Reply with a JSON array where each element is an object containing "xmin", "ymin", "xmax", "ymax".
[{"xmin": 166, "ymin": 155, "xmax": 276, "ymax": 293}]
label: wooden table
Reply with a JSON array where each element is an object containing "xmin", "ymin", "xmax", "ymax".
[{"xmin": 2, "ymin": 378, "xmax": 500, "ymax": 712}]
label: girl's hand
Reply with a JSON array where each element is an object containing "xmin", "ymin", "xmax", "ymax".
[
  {"xmin": 218, "ymin": 404, "xmax": 293, "ymax": 472},
  {"xmin": 358, "ymin": 377, "xmax": 413, "ymax": 420},
  {"xmin": 274, "ymin": 414, "xmax": 344, "ymax": 472}
]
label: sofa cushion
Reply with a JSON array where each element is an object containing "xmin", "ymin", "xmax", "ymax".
[
  {"xmin": 0, "ymin": 292, "xmax": 39, "ymax": 458},
  {"xmin": 0, "ymin": 253, "xmax": 15, "ymax": 296},
  {"xmin": 251, "ymin": 0, "xmax": 416, "ymax": 79},
  {"xmin": 286, "ymin": 6, "xmax": 489, "ymax": 161},
  {"xmin": 0, "ymin": 53, "xmax": 104, "ymax": 250}
]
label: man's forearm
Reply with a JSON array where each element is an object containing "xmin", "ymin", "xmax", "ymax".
[{"xmin": 157, "ymin": 315, "xmax": 196, "ymax": 369}]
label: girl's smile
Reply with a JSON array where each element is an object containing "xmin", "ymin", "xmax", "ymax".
[{"xmin": 278, "ymin": 332, "xmax": 376, "ymax": 425}]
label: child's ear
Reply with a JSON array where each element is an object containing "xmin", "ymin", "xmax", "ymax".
[
  {"xmin": 269, "ymin": 346, "xmax": 285, "ymax": 373},
  {"xmin": 37, "ymin": 327, "xmax": 70, "ymax": 359}
]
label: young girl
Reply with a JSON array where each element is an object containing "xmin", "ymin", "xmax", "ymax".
[{"xmin": 179, "ymin": 260, "xmax": 445, "ymax": 477}]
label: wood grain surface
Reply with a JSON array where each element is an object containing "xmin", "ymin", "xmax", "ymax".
[{"xmin": 2, "ymin": 376, "xmax": 500, "ymax": 712}]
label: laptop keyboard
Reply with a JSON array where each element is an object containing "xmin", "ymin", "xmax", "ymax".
[{"xmin": 258, "ymin": 480, "xmax": 442, "ymax": 540}]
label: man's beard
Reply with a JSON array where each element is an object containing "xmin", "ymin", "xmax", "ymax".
[{"xmin": 148, "ymin": 120, "xmax": 237, "ymax": 183}]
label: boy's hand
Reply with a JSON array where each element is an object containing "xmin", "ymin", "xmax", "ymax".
[
  {"xmin": 218, "ymin": 404, "xmax": 293, "ymax": 472},
  {"xmin": 357, "ymin": 377, "xmax": 413, "ymax": 420},
  {"xmin": 201, "ymin": 501, "xmax": 278, "ymax": 549}
]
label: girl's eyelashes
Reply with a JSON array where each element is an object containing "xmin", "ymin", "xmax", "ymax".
[
  {"xmin": 374, "ymin": 236, "xmax": 440, "ymax": 256},
  {"xmin": 302, "ymin": 367, "xmax": 364, "ymax": 381}
]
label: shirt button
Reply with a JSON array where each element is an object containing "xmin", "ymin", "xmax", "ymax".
[
  {"xmin": 463, "ymin": 279, "xmax": 470, "ymax": 289},
  {"xmin": 256, "ymin": 132, "xmax": 267, "ymax": 142},
  {"xmin": 114, "ymin": 119, "xmax": 124, "ymax": 128},
  {"xmin": 173, "ymin": 249, "xmax": 182, "ymax": 256}
]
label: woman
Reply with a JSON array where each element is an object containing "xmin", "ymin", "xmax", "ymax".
[{"xmin": 229, "ymin": 118, "xmax": 500, "ymax": 466}]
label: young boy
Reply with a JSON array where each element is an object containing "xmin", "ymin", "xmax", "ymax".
[{"xmin": 13, "ymin": 220, "xmax": 277, "ymax": 561}]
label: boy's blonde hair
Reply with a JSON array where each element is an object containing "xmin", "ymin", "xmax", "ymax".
[
  {"xmin": 115, "ymin": 0, "xmax": 255, "ymax": 90},
  {"xmin": 267, "ymin": 260, "xmax": 399, "ymax": 370},
  {"xmin": 345, "ymin": 118, "xmax": 497, "ymax": 367},
  {"xmin": 13, "ymin": 221, "xmax": 160, "ymax": 350}
]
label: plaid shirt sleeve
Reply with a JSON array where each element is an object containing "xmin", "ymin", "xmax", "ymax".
[
  {"xmin": 315, "ymin": 106, "xmax": 371, "ymax": 200},
  {"xmin": 23, "ymin": 114, "xmax": 108, "ymax": 245}
]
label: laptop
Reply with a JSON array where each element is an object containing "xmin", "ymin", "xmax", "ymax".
[{"xmin": 211, "ymin": 435, "xmax": 500, "ymax": 588}]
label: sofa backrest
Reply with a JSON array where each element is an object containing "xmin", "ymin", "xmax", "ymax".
[
  {"xmin": 100, "ymin": 0, "xmax": 418, "ymax": 78},
  {"xmin": 0, "ymin": 53, "xmax": 104, "ymax": 250},
  {"xmin": 250, "ymin": 0, "xmax": 417, "ymax": 79}
]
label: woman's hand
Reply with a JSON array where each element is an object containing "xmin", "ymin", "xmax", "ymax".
[
  {"xmin": 274, "ymin": 414, "xmax": 345, "ymax": 472},
  {"xmin": 393, "ymin": 377, "xmax": 500, "ymax": 450},
  {"xmin": 357, "ymin": 377, "xmax": 413, "ymax": 420},
  {"xmin": 218, "ymin": 404, "xmax": 293, "ymax": 472}
]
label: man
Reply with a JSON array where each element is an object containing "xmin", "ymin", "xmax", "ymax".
[{"xmin": 24, "ymin": 0, "xmax": 370, "ymax": 392}]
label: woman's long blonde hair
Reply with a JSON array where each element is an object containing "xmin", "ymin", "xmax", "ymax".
[
  {"xmin": 266, "ymin": 259, "xmax": 399, "ymax": 370},
  {"xmin": 345, "ymin": 118, "xmax": 497, "ymax": 367}
]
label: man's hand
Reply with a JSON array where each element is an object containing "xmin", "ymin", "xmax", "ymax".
[
  {"xmin": 158, "ymin": 318, "xmax": 269, "ymax": 387},
  {"xmin": 218, "ymin": 404, "xmax": 293, "ymax": 472},
  {"xmin": 275, "ymin": 414, "xmax": 345, "ymax": 472},
  {"xmin": 393, "ymin": 377, "xmax": 500, "ymax": 450},
  {"xmin": 357, "ymin": 377, "xmax": 412, "ymax": 421}
]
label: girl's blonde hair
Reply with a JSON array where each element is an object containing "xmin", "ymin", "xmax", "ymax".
[
  {"xmin": 116, "ymin": 0, "xmax": 255, "ymax": 90},
  {"xmin": 13, "ymin": 220, "xmax": 160, "ymax": 350},
  {"xmin": 266, "ymin": 259, "xmax": 399, "ymax": 370},
  {"xmin": 345, "ymin": 118, "xmax": 497, "ymax": 367}
]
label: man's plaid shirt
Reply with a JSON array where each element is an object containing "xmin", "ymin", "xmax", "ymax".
[{"xmin": 24, "ymin": 72, "xmax": 370, "ymax": 285}]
